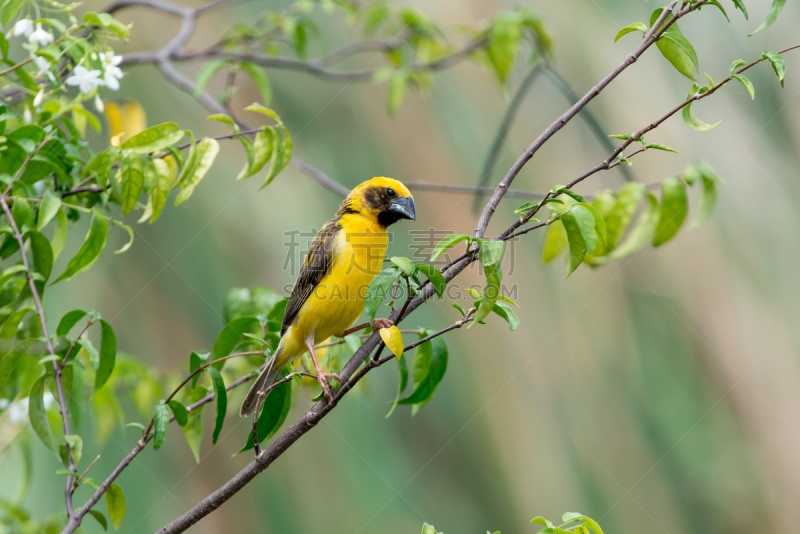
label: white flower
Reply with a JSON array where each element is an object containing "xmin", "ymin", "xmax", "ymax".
[
  {"xmin": 66, "ymin": 65, "xmax": 104, "ymax": 94},
  {"xmin": 32, "ymin": 54, "xmax": 50, "ymax": 74},
  {"xmin": 12, "ymin": 19, "xmax": 34, "ymax": 38},
  {"xmin": 33, "ymin": 88, "xmax": 44, "ymax": 107},
  {"xmin": 95, "ymin": 94, "xmax": 104, "ymax": 112},
  {"xmin": 29, "ymin": 24, "xmax": 54, "ymax": 47},
  {"xmin": 101, "ymin": 51, "xmax": 123, "ymax": 90}
]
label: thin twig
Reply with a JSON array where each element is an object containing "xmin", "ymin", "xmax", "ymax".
[{"xmin": 0, "ymin": 192, "xmax": 76, "ymax": 518}]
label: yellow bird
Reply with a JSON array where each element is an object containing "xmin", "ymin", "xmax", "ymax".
[{"xmin": 240, "ymin": 177, "xmax": 416, "ymax": 416}]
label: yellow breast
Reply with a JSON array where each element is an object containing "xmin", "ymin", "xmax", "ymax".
[{"xmin": 294, "ymin": 213, "xmax": 388, "ymax": 344}]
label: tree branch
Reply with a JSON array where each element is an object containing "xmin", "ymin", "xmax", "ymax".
[
  {"xmin": 0, "ymin": 191, "xmax": 77, "ymax": 518},
  {"xmin": 472, "ymin": 0, "xmax": 704, "ymax": 239},
  {"xmin": 121, "ymin": 38, "xmax": 486, "ymax": 83}
]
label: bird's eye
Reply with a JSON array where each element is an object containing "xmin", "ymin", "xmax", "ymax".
[{"xmin": 386, "ymin": 188, "xmax": 396, "ymax": 198}]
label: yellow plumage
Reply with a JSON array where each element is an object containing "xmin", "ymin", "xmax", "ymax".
[{"xmin": 240, "ymin": 177, "xmax": 415, "ymax": 416}]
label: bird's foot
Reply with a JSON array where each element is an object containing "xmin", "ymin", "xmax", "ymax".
[
  {"xmin": 316, "ymin": 372, "xmax": 341, "ymax": 403},
  {"xmin": 372, "ymin": 318, "xmax": 394, "ymax": 330}
]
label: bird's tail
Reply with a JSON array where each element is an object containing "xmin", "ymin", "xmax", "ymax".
[{"xmin": 239, "ymin": 354, "xmax": 281, "ymax": 417}]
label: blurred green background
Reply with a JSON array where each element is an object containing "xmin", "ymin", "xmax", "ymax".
[{"xmin": 7, "ymin": 0, "xmax": 800, "ymax": 532}]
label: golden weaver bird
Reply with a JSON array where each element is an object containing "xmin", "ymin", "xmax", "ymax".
[{"xmin": 240, "ymin": 177, "xmax": 416, "ymax": 416}]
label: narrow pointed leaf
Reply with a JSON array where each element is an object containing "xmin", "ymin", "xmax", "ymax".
[{"xmin": 54, "ymin": 210, "xmax": 109, "ymax": 282}]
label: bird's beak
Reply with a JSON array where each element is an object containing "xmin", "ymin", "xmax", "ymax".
[{"xmin": 388, "ymin": 196, "xmax": 416, "ymax": 221}]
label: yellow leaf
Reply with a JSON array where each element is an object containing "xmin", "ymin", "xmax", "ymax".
[
  {"xmin": 379, "ymin": 326, "xmax": 404, "ymax": 359},
  {"xmin": 104, "ymin": 99, "xmax": 147, "ymax": 144}
]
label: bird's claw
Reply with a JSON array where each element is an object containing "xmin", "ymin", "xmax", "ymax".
[
  {"xmin": 316, "ymin": 372, "xmax": 340, "ymax": 403},
  {"xmin": 372, "ymin": 318, "xmax": 394, "ymax": 330}
]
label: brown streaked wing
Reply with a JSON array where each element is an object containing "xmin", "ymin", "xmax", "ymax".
[{"xmin": 281, "ymin": 217, "xmax": 341, "ymax": 336}]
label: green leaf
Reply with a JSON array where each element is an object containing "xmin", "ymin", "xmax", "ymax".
[
  {"xmin": 689, "ymin": 164, "xmax": 718, "ymax": 230},
  {"xmin": 0, "ymin": 306, "xmax": 33, "ymax": 339},
  {"xmin": 51, "ymin": 208, "xmax": 68, "ymax": 260},
  {"xmin": 183, "ymin": 389, "xmax": 205, "ymax": 462},
  {"xmin": 653, "ymin": 177, "xmax": 688, "ymax": 247},
  {"xmin": 37, "ymin": 190, "xmax": 62, "ymax": 230},
  {"xmin": 167, "ymin": 400, "xmax": 189, "ymax": 426},
  {"xmin": 176, "ymin": 130, "xmax": 196, "ymax": 186},
  {"xmin": 390, "ymin": 256, "xmax": 416, "ymax": 276},
  {"xmin": 240, "ymin": 62, "xmax": 272, "ymax": 105},
  {"xmin": 470, "ymin": 261, "xmax": 502, "ymax": 325},
  {"xmin": 92, "ymin": 147, "xmax": 121, "ymax": 189},
  {"xmin": 207, "ymin": 113, "xmax": 238, "ymax": 131},
  {"xmin": 241, "ymin": 367, "xmax": 292, "ymax": 451},
  {"xmin": 245, "ymin": 103, "xmax": 282, "ymax": 123},
  {"xmin": 562, "ymin": 512, "xmax": 583, "ymax": 523},
  {"xmin": 141, "ymin": 155, "xmax": 157, "ymax": 194},
  {"xmin": 29, "ymin": 374, "xmax": 55, "ymax": 451},
  {"xmin": 148, "ymin": 157, "xmax": 173, "ymax": 223},
  {"xmin": 260, "ymin": 127, "xmax": 290, "ymax": 188},
  {"xmin": 614, "ymin": 22, "xmax": 647, "ymax": 42},
  {"xmin": 555, "ymin": 188, "xmax": 586, "ymax": 203},
  {"xmin": 606, "ymin": 192, "xmax": 660, "ymax": 261},
  {"xmin": 398, "ymin": 330, "xmax": 447, "ymax": 406},
  {"xmin": 705, "ymin": 0, "xmax": 729, "ymax": 21},
  {"xmin": 605, "ymin": 182, "xmax": 644, "ymax": 249},
  {"xmin": 153, "ymin": 403, "xmax": 170, "ymax": 450},
  {"xmin": 105, "ymin": 483, "xmax": 125, "ymax": 530},
  {"xmin": 83, "ymin": 11, "xmax": 130, "ymax": 38},
  {"xmin": 514, "ymin": 202, "xmax": 536, "ymax": 215},
  {"xmin": 730, "ymin": 59, "xmax": 747, "ymax": 75},
  {"xmin": 478, "ymin": 239, "xmax": 504, "ymax": 267},
  {"xmin": 233, "ymin": 135, "xmax": 256, "ymax": 182},
  {"xmin": 121, "ymin": 123, "xmax": 184, "ymax": 155},
  {"xmin": 762, "ymin": 52, "xmax": 785, "ymax": 88},
  {"xmin": 581, "ymin": 516, "xmax": 605, "ymax": 534},
  {"xmin": 88, "ymin": 509, "xmax": 108, "ymax": 531},
  {"xmin": 542, "ymin": 220, "xmax": 568, "ymax": 264},
  {"xmin": 414, "ymin": 264, "xmax": 446, "ymax": 297},
  {"xmin": 645, "ymin": 143, "xmax": 678, "ymax": 153},
  {"xmin": 531, "ymin": 517, "xmax": 554, "ymax": 528},
  {"xmin": 487, "ymin": 12, "xmax": 522, "ymax": 83},
  {"xmin": 657, "ymin": 30, "xmax": 699, "ymax": 81},
  {"xmin": 732, "ymin": 73, "xmax": 755, "ymax": 99},
  {"xmin": 430, "ymin": 234, "xmax": 469, "ymax": 261},
  {"xmin": 12, "ymin": 197, "xmax": 33, "ymax": 229},
  {"xmin": 682, "ymin": 89, "xmax": 721, "ymax": 131},
  {"xmin": 189, "ymin": 351, "xmax": 209, "ymax": 389},
  {"xmin": 213, "ymin": 316, "xmax": 259, "ymax": 370},
  {"xmin": 207, "ymin": 367, "xmax": 227, "ymax": 444},
  {"xmin": 238, "ymin": 128, "xmax": 273, "ymax": 181},
  {"xmin": 175, "ymin": 137, "xmax": 219, "ymax": 205},
  {"xmin": 560, "ymin": 211, "xmax": 587, "ymax": 277},
  {"xmin": 0, "ymin": 353, "xmax": 22, "ymax": 392},
  {"xmin": 54, "ymin": 210, "xmax": 109, "ymax": 282},
  {"xmin": 365, "ymin": 268, "xmax": 397, "ymax": 320},
  {"xmin": 64, "ymin": 434, "xmax": 83, "ymax": 466},
  {"xmin": 748, "ymin": 0, "xmax": 785, "ymax": 36},
  {"xmin": 57, "ymin": 310, "xmax": 90, "ymax": 338},
  {"xmin": 386, "ymin": 353, "xmax": 409, "ymax": 418},
  {"xmin": 94, "ymin": 320, "xmax": 116, "ymax": 391},
  {"xmin": 492, "ymin": 301, "xmax": 519, "ymax": 331},
  {"xmin": 731, "ymin": 0, "xmax": 748, "ymax": 19},
  {"xmin": 576, "ymin": 202, "xmax": 607, "ymax": 246},
  {"xmin": 119, "ymin": 151, "xmax": 144, "ymax": 216},
  {"xmin": 26, "ymin": 230, "xmax": 53, "ymax": 282},
  {"xmin": 569, "ymin": 204, "xmax": 598, "ymax": 254},
  {"xmin": 194, "ymin": 60, "xmax": 229, "ymax": 98}
]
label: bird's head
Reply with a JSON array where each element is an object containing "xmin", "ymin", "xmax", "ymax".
[{"xmin": 338, "ymin": 177, "xmax": 416, "ymax": 227}]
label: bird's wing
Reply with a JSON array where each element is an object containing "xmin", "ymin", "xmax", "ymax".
[{"xmin": 281, "ymin": 217, "xmax": 341, "ymax": 337}]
